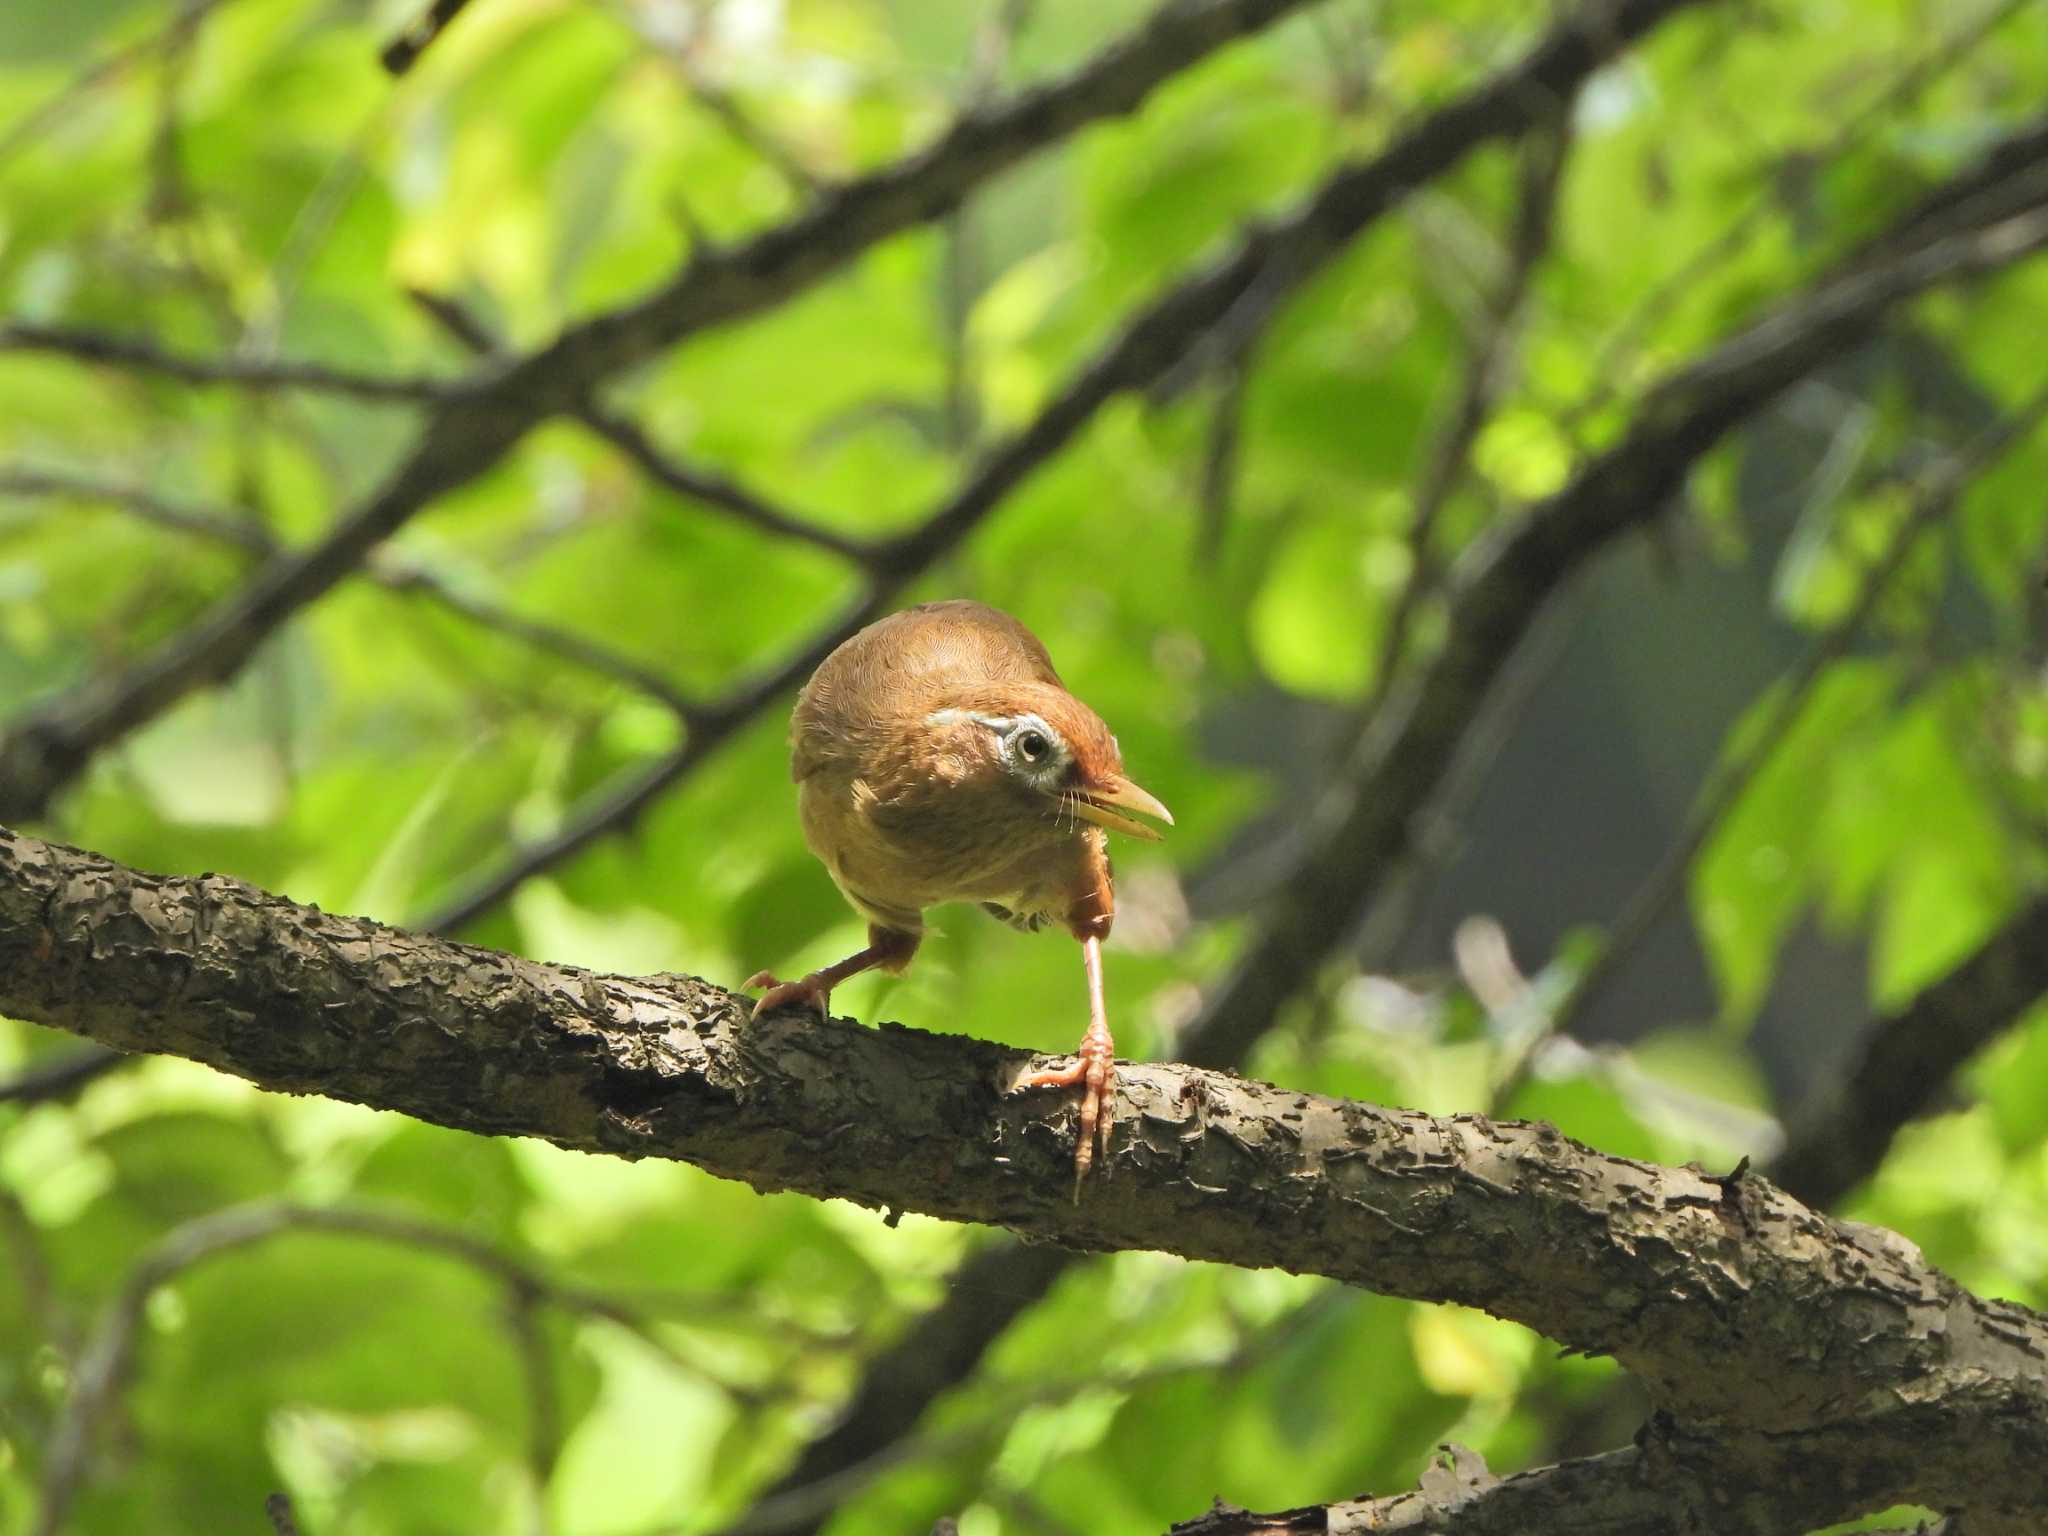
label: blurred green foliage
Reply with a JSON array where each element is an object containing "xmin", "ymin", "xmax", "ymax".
[{"xmin": 2, "ymin": 0, "xmax": 2047, "ymax": 1531}]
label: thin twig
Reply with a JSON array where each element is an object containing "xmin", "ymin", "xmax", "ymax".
[
  {"xmin": 612, "ymin": 6, "xmax": 823, "ymax": 199},
  {"xmin": 0, "ymin": 468, "xmax": 273, "ymax": 554},
  {"xmin": 405, "ymin": 288, "xmax": 876, "ymax": 571},
  {"xmin": 1372, "ymin": 114, "xmax": 1575, "ymax": 708},
  {"xmin": 0, "ymin": 322, "xmax": 459, "ymax": 403},
  {"xmin": 593, "ymin": 414, "xmax": 871, "ymax": 561},
  {"xmin": 371, "ymin": 553, "xmax": 701, "ymax": 718},
  {"xmin": 0, "ymin": 0, "xmax": 237, "ymax": 171},
  {"xmin": 380, "ymin": 0, "xmax": 478, "ymax": 74}
]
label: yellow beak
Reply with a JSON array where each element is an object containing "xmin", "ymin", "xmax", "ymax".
[{"xmin": 1069, "ymin": 775, "xmax": 1174, "ymax": 842}]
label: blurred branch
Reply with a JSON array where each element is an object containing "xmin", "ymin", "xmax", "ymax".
[
  {"xmin": 0, "ymin": 0, "xmax": 1330, "ymax": 827},
  {"xmin": 0, "ymin": 467, "xmax": 273, "ymax": 554},
  {"xmin": 0, "ymin": 465, "xmax": 699, "ymax": 717},
  {"xmin": 7, "ymin": 825, "xmax": 2048, "ymax": 1535},
  {"xmin": 0, "ymin": 322, "xmax": 458, "ymax": 403},
  {"xmin": 1510, "ymin": 381, "xmax": 2048, "ymax": 1096},
  {"xmin": 0, "ymin": 0, "xmax": 233, "ymax": 170},
  {"xmin": 0, "ymin": 1044, "xmax": 126, "ymax": 1106},
  {"xmin": 379, "ymin": 0, "xmax": 477, "ymax": 74},
  {"xmin": 30, "ymin": 1198, "xmax": 769, "ymax": 1536},
  {"xmin": 594, "ymin": 413, "xmax": 871, "ymax": 560},
  {"xmin": 1372, "ymin": 114, "xmax": 1575, "ymax": 707},
  {"xmin": 405, "ymin": 288, "xmax": 869, "ymax": 562},
  {"xmin": 424, "ymin": 0, "xmax": 1719, "ymax": 935},
  {"xmin": 616, "ymin": 8, "xmax": 824, "ymax": 198},
  {"xmin": 1773, "ymin": 893, "xmax": 2048, "ymax": 1208},
  {"xmin": 702, "ymin": 1290, "xmax": 1333, "ymax": 1536},
  {"xmin": 370, "ymin": 553, "xmax": 702, "ymax": 718},
  {"xmin": 1164, "ymin": 1436, "xmax": 1991, "ymax": 1536}
]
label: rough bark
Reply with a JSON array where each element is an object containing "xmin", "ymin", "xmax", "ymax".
[{"xmin": 4, "ymin": 825, "xmax": 2046, "ymax": 1531}]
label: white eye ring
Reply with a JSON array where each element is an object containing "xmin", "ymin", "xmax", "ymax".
[{"xmin": 1016, "ymin": 728, "xmax": 1051, "ymax": 763}]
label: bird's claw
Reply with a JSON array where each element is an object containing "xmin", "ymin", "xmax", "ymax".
[
  {"xmin": 1019, "ymin": 1026, "xmax": 1115, "ymax": 1199},
  {"xmin": 743, "ymin": 970, "xmax": 831, "ymax": 1021}
]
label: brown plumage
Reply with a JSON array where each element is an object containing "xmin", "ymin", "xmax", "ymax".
[{"xmin": 745, "ymin": 600, "xmax": 1172, "ymax": 1189}]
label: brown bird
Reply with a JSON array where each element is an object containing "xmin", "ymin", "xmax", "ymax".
[{"xmin": 744, "ymin": 600, "xmax": 1173, "ymax": 1188}]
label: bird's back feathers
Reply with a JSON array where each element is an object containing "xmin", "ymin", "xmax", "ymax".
[{"xmin": 790, "ymin": 600, "xmax": 1064, "ymax": 783}]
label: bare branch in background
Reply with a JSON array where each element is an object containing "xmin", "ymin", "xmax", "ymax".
[
  {"xmin": 0, "ymin": 1045, "xmax": 126, "ymax": 1107},
  {"xmin": 0, "ymin": 466, "xmax": 699, "ymax": 717},
  {"xmin": 379, "ymin": 0, "xmax": 479, "ymax": 75},
  {"xmin": 404, "ymin": 289, "xmax": 870, "ymax": 563},
  {"xmin": 0, "ymin": 322, "xmax": 460, "ymax": 403},
  {"xmin": 1372, "ymin": 114, "xmax": 1575, "ymax": 706},
  {"xmin": 0, "ymin": 468, "xmax": 272, "ymax": 554},
  {"xmin": 1774, "ymin": 894, "xmax": 2048, "ymax": 1207}
]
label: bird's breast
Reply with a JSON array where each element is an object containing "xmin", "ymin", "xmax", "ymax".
[{"xmin": 798, "ymin": 770, "xmax": 1107, "ymax": 927}]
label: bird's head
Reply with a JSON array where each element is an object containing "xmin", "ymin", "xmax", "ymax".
[{"xmin": 924, "ymin": 684, "xmax": 1173, "ymax": 841}]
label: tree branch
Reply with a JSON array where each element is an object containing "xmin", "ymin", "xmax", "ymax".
[
  {"xmin": 0, "ymin": 322, "xmax": 457, "ymax": 402},
  {"xmin": 1166, "ymin": 1434, "xmax": 1983, "ymax": 1536},
  {"xmin": 379, "ymin": 0, "xmax": 476, "ymax": 74},
  {"xmin": 1773, "ymin": 894, "xmax": 2048, "ymax": 1208},
  {"xmin": 3, "ymin": 823, "xmax": 2046, "ymax": 1532},
  {"xmin": 0, "ymin": 464, "xmax": 699, "ymax": 716}
]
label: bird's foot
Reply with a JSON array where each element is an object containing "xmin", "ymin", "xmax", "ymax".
[
  {"xmin": 1019, "ymin": 1022, "xmax": 1115, "ymax": 1199},
  {"xmin": 742, "ymin": 970, "xmax": 832, "ymax": 1021}
]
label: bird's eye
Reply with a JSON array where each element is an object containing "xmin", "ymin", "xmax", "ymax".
[{"xmin": 1017, "ymin": 729, "xmax": 1049, "ymax": 763}]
